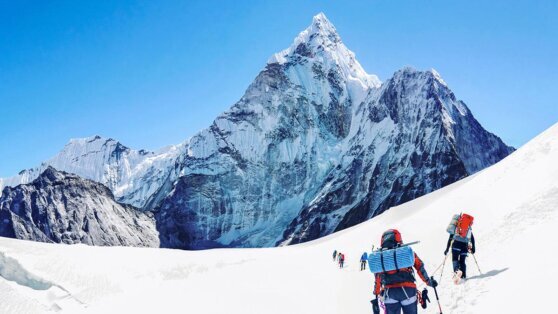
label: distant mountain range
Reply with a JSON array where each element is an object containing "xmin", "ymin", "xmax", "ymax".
[{"xmin": 0, "ymin": 13, "xmax": 513, "ymax": 249}]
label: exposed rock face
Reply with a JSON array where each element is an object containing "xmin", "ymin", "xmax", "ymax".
[
  {"xmin": 0, "ymin": 167, "xmax": 159, "ymax": 247},
  {"xmin": 279, "ymin": 68, "xmax": 513, "ymax": 245},
  {"xmin": 155, "ymin": 13, "xmax": 381, "ymax": 249},
  {"xmin": 155, "ymin": 15, "xmax": 512, "ymax": 249}
]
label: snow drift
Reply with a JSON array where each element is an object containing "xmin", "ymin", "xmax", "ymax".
[{"xmin": 0, "ymin": 121, "xmax": 556, "ymax": 313}]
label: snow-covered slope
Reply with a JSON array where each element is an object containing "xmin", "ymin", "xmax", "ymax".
[
  {"xmin": 0, "ymin": 136, "xmax": 185, "ymax": 209},
  {"xmin": 0, "ymin": 120, "xmax": 555, "ymax": 313},
  {"xmin": 0, "ymin": 167, "xmax": 159, "ymax": 247}
]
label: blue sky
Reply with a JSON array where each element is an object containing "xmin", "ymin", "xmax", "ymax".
[{"xmin": 1, "ymin": 0, "xmax": 556, "ymax": 177}]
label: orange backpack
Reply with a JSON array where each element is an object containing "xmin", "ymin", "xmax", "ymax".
[{"xmin": 456, "ymin": 213, "xmax": 474, "ymax": 238}]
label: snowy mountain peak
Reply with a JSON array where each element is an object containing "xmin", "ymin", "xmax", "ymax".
[
  {"xmin": 0, "ymin": 135, "xmax": 185, "ymax": 210},
  {"xmin": 304, "ymin": 12, "xmax": 341, "ymax": 46},
  {"xmin": 267, "ymin": 13, "xmax": 380, "ymax": 89},
  {"xmin": 392, "ymin": 66, "xmax": 444, "ymax": 83},
  {"xmin": 67, "ymin": 135, "xmax": 113, "ymax": 145},
  {"xmin": 65, "ymin": 135, "xmax": 125, "ymax": 152},
  {"xmin": 388, "ymin": 67, "xmax": 455, "ymax": 105},
  {"xmin": 268, "ymin": 13, "xmax": 339, "ymax": 64},
  {"xmin": 312, "ymin": 12, "xmax": 332, "ymax": 26}
]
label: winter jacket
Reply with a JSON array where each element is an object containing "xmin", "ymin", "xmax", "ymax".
[
  {"xmin": 361, "ymin": 252, "xmax": 368, "ymax": 261},
  {"xmin": 373, "ymin": 253, "xmax": 430, "ymax": 295}
]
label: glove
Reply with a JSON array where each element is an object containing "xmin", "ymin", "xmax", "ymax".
[
  {"xmin": 429, "ymin": 278, "xmax": 438, "ymax": 288},
  {"xmin": 471, "ymin": 246, "xmax": 476, "ymax": 254},
  {"xmin": 371, "ymin": 298, "xmax": 380, "ymax": 314},
  {"xmin": 444, "ymin": 249, "xmax": 448, "ymax": 256},
  {"xmin": 420, "ymin": 288, "xmax": 430, "ymax": 309}
]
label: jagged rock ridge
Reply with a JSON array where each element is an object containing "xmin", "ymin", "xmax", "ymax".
[{"xmin": 0, "ymin": 167, "xmax": 159, "ymax": 247}]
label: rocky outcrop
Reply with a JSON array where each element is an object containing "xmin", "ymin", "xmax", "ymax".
[{"xmin": 0, "ymin": 167, "xmax": 159, "ymax": 247}]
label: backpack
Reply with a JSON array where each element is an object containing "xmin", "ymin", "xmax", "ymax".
[
  {"xmin": 447, "ymin": 213, "xmax": 474, "ymax": 242},
  {"xmin": 456, "ymin": 213, "xmax": 474, "ymax": 238},
  {"xmin": 368, "ymin": 246, "xmax": 415, "ymax": 273},
  {"xmin": 446, "ymin": 214, "xmax": 461, "ymax": 234},
  {"xmin": 368, "ymin": 229, "xmax": 415, "ymax": 273}
]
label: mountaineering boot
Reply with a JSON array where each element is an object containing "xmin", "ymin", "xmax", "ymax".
[{"xmin": 453, "ymin": 270, "xmax": 463, "ymax": 284}]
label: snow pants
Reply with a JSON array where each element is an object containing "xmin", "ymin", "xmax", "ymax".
[
  {"xmin": 452, "ymin": 241, "xmax": 468, "ymax": 278},
  {"xmin": 383, "ymin": 287, "xmax": 417, "ymax": 314},
  {"xmin": 360, "ymin": 260, "xmax": 366, "ymax": 270}
]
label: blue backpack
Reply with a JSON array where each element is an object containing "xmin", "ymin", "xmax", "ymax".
[{"xmin": 368, "ymin": 246, "xmax": 415, "ymax": 273}]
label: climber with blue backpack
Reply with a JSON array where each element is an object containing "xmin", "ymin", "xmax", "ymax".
[
  {"xmin": 444, "ymin": 213, "xmax": 476, "ymax": 283},
  {"xmin": 360, "ymin": 251, "xmax": 368, "ymax": 271},
  {"xmin": 370, "ymin": 229, "xmax": 438, "ymax": 314}
]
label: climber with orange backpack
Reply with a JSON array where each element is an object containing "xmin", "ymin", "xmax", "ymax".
[{"xmin": 444, "ymin": 213, "xmax": 476, "ymax": 283}]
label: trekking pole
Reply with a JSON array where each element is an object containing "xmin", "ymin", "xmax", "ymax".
[
  {"xmin": 431, "ymin": 255, "xmax": 446, "ymax": 275},
  {"xmin": 472, "ymin": 253, "xmax": 482, "ymax": 275},
  {"xmin": 439, "ymin": 239, "xmax": 453, "ymax": 281},
  {"xmin": 439, "ymin": 253, "xmax": 449, "ymax": 282},
  {"xmin": 431, "ymin": 276, "xmax": 443, "ymax": 314}
]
